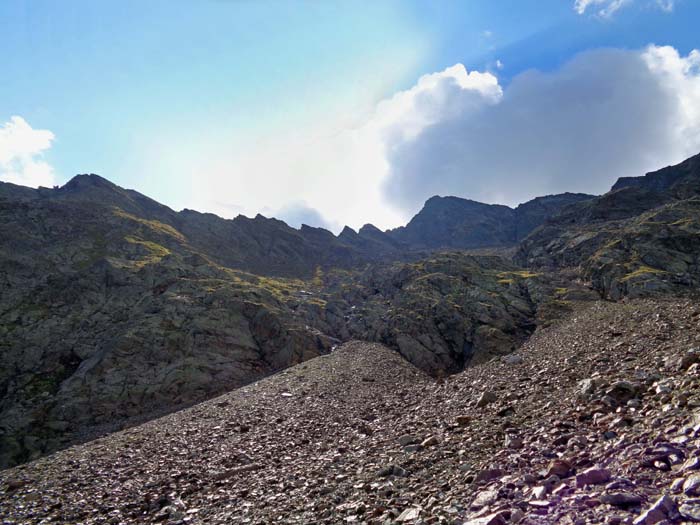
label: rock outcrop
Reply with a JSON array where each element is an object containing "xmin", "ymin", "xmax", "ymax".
[{"xmin": 517, "ymin": 154, "xmax": 700, "ymax": 299}]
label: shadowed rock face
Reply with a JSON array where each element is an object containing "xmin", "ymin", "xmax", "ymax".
[
  {"xmin": 517, "ymin": 154, "xmax": 700, "ymax": 299},
  {"xmin": 387, "ymin": 193, "xmax": 594, "ymax": 250},
  {"xmin": 0, "ymin": 192, "xmax": 339, "ymax": 467}
]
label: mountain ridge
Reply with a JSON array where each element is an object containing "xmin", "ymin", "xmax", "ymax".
[
  {"xmin": 1, "ymin": 172, "xmax": 595, "ymax": 258},
  {"xmin": 1, "ymin": 152, "xmax": 699, "ymax": 471}
]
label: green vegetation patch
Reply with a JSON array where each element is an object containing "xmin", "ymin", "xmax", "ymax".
[
  {"xmin": 124, "ymin": 235, "xmax": 171, "ymax": 267},
  {"xmin": 113, "ymin": 208, "xmax": 186, "ymax": 242},
  {"xmin": 496, "ymin": 270, "xmax": 540, "ymax": 279},
  {"xmin": 621, "ymin": 265, "xmax": 668, "ymax": 282}
]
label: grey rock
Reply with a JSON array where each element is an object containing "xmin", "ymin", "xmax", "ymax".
[
  {"xmin": 679, "ymin": 501, "xmax": 700, "ymax": 521},
  {"xmin": 476, "ymin": 391, "xmax": 498, "ymax": 407},
  {"xmin": 601, "ymin": 492, "xmax": 643, "ymax": 507},
  {"xmin": 633, "ymin": 495, "xmax": 678, "ymax": 525},
  {"xmin": 398, "ymin": 434, "xmax": 418, "ymax": 447},
  {"xmin": 684, "ymin": 474, "xmax": 700, "ymax": 496},
  {"xmin": 576, "ymin": 467, "xmax": 611, "ymax": 488}
]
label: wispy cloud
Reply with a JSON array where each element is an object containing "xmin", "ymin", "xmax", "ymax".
[
  {"xmin": 574, "ymin": 0, "xmax": 674, "ymax": 17},
  {"xmin": 0, "ymin": 116, "xmax": 56, "ymax": 188},
  {"xmin": 574, "ymin": 0, "xmax": 631, "ymax": 17}
]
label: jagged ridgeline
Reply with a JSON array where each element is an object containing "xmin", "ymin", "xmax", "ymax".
[{"xmin": 1, "ymin": 152, "xmax": 700, "ymax": 468}]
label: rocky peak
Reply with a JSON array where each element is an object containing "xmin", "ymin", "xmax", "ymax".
[
  {"xmin": 60, "ymin": 173, "xmax": 118, "ymax": 193},
  {"xmin": 337, "ymin": 225, "xmax": 359, "ymax": 241},
  {"xmin": 388, "ymin": 196, "xmax": 515, "ymax": 249},
  {"xmin": 357, "ymin": 223, "xmax": 384, "ymax": 236}
]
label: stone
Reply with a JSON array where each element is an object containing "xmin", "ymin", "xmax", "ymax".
[
  {"xmin": 682, "ymin": 456, "xmax": 700, "ymax": 472},
  {"xmin": 684, "ymin": 474, "xmax": 700, "ymax": 496},
  {"xmin": 475, "ymin": 468, "xmax": 504, "ymax": 483},
  {"xmin": 472, "ymin": 489, "xmax": 498, "ymax": 508},
  {"xmin": 532, "ymin": 486, "xmax": 548, "ymax": 499},
  {"xmin": 476, "ymin": 391, "xmax": 498, "ymax": 407},
  {"xmin": 456, "ymin": 415, "xmax": 471, "ymax": 426},
  {"xmin": 377, "ymin": 465, "xmax": 407, "ymax": 478},
  {"xmin": 545, "ymin": 459, "xmax": 572, "ymax": 478},
  {"xmin": 464, "ymin": 511, "xmax": 508, "ymax": 525},
  {"xmin": 522, "ymin": 473, "xmax": 537, "ymax": 485},
  {"xmin": 421, "ymin": 435, "xmax": 440, "ymax": 447},
  {"xmin": 677, "ymin": 349, "xmax": 700, "ymax": 371},
  {"xmin": 579, "ymin": 378, "xmax": 602, "ymax": 397},
  {"xmin": 505, "ymin": 435, "xmax": 523, "ymax": 449},
  {"xmin": 5, "ymin": 478, "xmax": 29, "ymax": 491},
  {"xmin": 605, "ymin": 381, "xmax": 638, "ymax": 403},
  {"xmin": 576, "ymin": 467, "xmax": 611, "ymax": 488},
  {"xmin": 679, "ymin": 501, "xmax": 700, "ymax": 521},
  {"xmin": 670, "ymin": 478, "xmax": 685, "ymax": 493},
  {"xmin": 502, "ymin": 354, "xmax": 523, "ymax": 365},
  {"xmin": 398, "ymin": 435, "xmax": 418, "ymax": 446},
  {"xmin": 601, "ymin": 492, "xmax": 643, "ymax": 507},
  {"xmin": 397, "ymin": 507, "xmax": 421, "ymax": 522},
  {"xmin": 633, "ymin": 495, "xmax": 678, "ymax": 525}
]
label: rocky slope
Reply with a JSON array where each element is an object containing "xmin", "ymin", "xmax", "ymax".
[
  {"xmin": 2, "ymin": 298, "xmax": 700, "ymax": 524},
  {"xmin": 517, "ymin": 153, "xmax": 700, "ymax": 299},
  {"xmin": 0, "ymin": 176, "xmax": 578, "ymax": 468}
]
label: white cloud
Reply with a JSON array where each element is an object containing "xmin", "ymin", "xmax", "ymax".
[
  {"xmin": 189, "ymin": 45, "xmax": 698, "ymax": 232},
  {"xmin": 191, "ymin": 63, "xmax": 500, "ymax": 232},
  {"xmin": 574, "ymin": 0, "xmax": 674, "ymax": 16},
  {"xmin": 0, "ymin": 116, "xmax": 56, "ymax": 188},
  {"xmin": 381, "ymin": 45, "xmax": 700, "ymax": 214}
]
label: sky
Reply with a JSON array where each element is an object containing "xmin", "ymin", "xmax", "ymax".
[{"xmin": 1, "ymin": 0, "xmax": 700, "ymax": 232}]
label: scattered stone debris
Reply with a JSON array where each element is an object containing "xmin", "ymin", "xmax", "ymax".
[{"xmin": 2, "ymin": 299, "xmax": 700, "ymax": 524}]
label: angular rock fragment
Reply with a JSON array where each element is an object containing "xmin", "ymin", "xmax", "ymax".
[{"xmin": 576, "ymin": 467, "xmax": 611, "ymax": 488}]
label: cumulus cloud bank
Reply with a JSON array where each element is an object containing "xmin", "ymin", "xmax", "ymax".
[
  {"xmin": 194, "ymin": 44, "xmax": 699, "ymax": 232},
  {"xmin": 0, "ymin": 116, "xmax": 56, "ymax": 188},
  {"xmin": 381, "ymin": 45, "xmax": 700, "ymax": 214},
  {"xmin": 193, "ymin": 64, "xmax": 502, "ymax": 233}
]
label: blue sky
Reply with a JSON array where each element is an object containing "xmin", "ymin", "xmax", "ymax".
[{"xmin": 2, "ymin": 0, "xmax": 700, "ymax": 231}]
